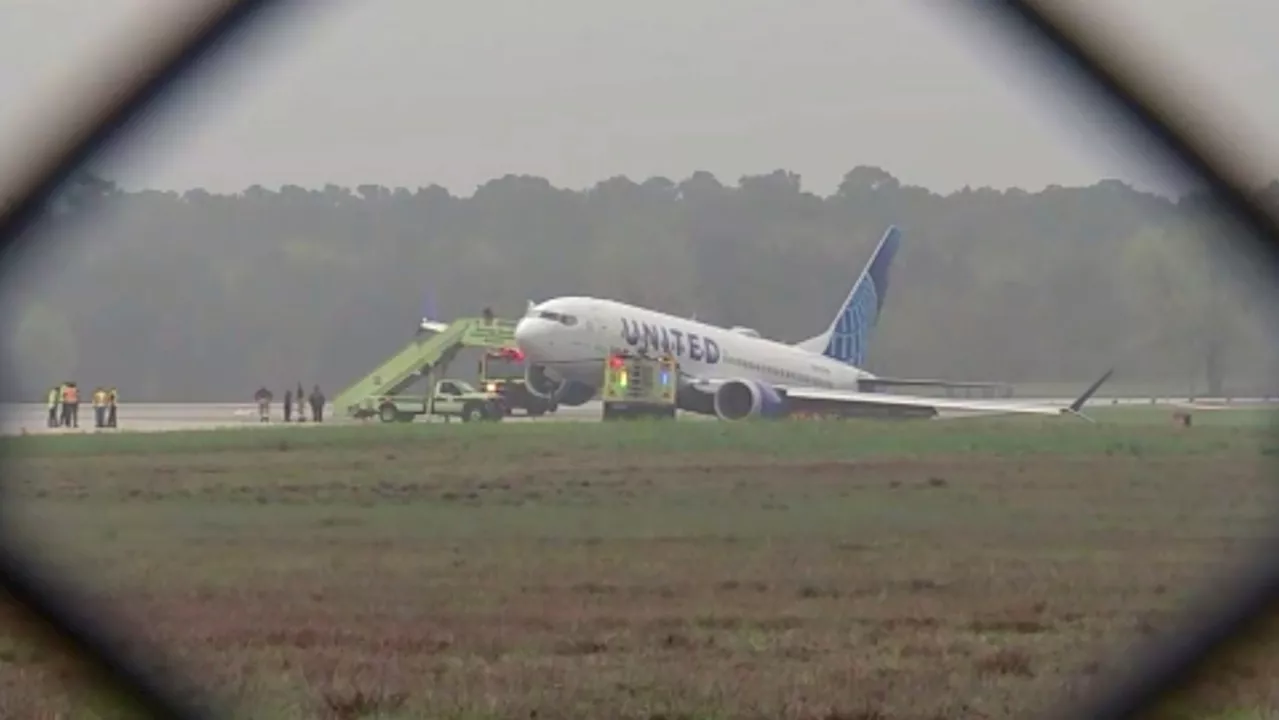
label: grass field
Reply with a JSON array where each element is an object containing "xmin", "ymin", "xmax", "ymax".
[{"xmin": 0, "ymin": 408, "xmax": 1275, "ymax": 719}]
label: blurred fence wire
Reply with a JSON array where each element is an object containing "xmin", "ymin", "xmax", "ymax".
[{"xmin": 0, "ymin": 0, "xmax": 1273, "ymax": 718}]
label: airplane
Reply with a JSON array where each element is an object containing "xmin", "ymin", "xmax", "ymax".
[
  {"xmin": 418, "ymin": 318, "xmax": 450, "ymax": 333},
  {"xmin": 418, "ymin": 286, "xmax": 451, "ymax": 333},
  {"xmin": 511, "ymin": 225, "xmax": 1113, "ymax": 421}
]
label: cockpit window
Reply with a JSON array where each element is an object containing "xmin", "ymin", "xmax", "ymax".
[{"xmin": 536, "ymin": 310, "xmax": 577, "ymax": 326}]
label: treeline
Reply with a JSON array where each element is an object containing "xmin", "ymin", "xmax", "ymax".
[{"xmin": 0, "ymin": 166, "xmax": 1274, "ymax": 401}]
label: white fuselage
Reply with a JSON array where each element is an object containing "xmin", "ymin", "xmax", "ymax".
[{"xmin": 513, "ymin": 296, "xmax": 875, "ymax": 392}]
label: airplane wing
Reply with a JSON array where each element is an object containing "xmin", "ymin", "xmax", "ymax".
[
  {"xmin": 683, "ymin": 369, "xmax": 1114, "ymax": 421},
  {"xmin": 856, "ymin": 377, "xmax": 1013, "ymax": 397}
]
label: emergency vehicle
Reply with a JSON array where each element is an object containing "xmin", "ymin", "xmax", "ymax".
[
  {"xmin": 478, "ymin": 347, "xmax": 556, "ymax": 417},
  {"xmin": 600, "ymin": 349, "xmax": 678, "ymax": 420}
]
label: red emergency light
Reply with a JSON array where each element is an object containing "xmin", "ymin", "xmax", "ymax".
[
  {"xmin": 608, "ymin": 355, "xmax": 625, "ymax": 369},
  {"xmin": 493, "ymin": 347, "xmax": 525, "ymax": 362}
]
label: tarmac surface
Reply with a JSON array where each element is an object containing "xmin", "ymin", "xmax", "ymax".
[
  {"xmin": 0, "ymin": 401, "xmax": 605, "ymax": 435},
  {"xmin": 1, "ymin": 397, "xmax": 1272, "ymax": 436}
]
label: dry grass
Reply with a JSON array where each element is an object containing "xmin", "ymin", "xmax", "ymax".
[{"xmin": 0, "ymin": 419, "xmax": 1273, "ymax": 719}]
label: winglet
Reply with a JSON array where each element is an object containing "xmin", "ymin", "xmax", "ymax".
[{"xmin": 1062, "ymin": 368, "xmax": 1115, "ymax": 421}]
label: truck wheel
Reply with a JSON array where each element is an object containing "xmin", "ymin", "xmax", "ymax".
[
  {"xmin": 378, "ymin": 403, "xmax": 398, "ymax": 423},
  {"xmin": 461, "ymin": 402, "xmax": 481, "ymax": 422}
]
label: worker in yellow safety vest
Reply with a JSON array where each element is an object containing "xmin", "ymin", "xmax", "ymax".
[
  {"xmin": 107, "ymin": 387, "xmax": 119, "ymax": 428},
  {"xmin": 92, "ymin": 387, "xmax": 107, "ymax": 428},
  {"xmin": 46, "ymin": 386, "xmax": 60, "ymax": 428}
]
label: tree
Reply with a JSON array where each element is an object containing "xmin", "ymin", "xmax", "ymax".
[
  {"xmin": 7, "ymin": 301, "xmax": 79, "ymax": 397},
  {"xmin": 3, "ymin": 169, "xmax": 1274, "ymax": 400}
]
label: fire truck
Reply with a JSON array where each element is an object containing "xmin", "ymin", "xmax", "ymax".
[
  {"xmin": 600, "ymin": 349, "xmax": 678, "ymax": 420},
  {"xmin": 478, "ymin": 347, "xmax": 556, "ymax": 417}
]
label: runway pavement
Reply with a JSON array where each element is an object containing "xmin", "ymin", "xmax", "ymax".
[
  {"xmin": 1, "ymin": 397, "xmax": 1271, "ymax": 436},
  {"xmin": 0, "ymin": 401, "xmax": 607, "ymax": 436}
]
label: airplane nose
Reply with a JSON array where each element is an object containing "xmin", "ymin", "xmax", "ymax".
[{"xmin": 514, "ymin": 317, "xmax": 539, "ymax": 354}]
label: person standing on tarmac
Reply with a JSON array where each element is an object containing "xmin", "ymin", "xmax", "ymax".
[
  {"xmin": 69, "ymin": 382, "xmax": 81, "ymax": 428},
  {"xmin": 309, "ymin": 385, "xmax": 325, "ymax": 423},
  {"xmin": 57, "ymin": 382, "xmax": 69, "ymax": 427},
  {"xmin": 107, "ymin": 387, "xmax": 119, "ymax": 428},
  {"xmin": 283, "ymin": 389, "xmax": 293, "ymax": 423},
  {"xmin": 60, "ymin": 382, "xmax": 79, "ymax": 428},
  {"xmin": 92, "ymin": 386, "xmax": 107, "ymax": 428},
  {"xmin": 47, "ymin": 386, "xmax": 60, "ymax": 428},
  {"xmin": 254, "ymin": 387, "xmax": 272, "ymax": 422},
  {"xmin": 295, "ymin": 382, "xmax": 306, "ymax": 422}
]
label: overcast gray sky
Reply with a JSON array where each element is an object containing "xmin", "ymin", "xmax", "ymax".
[{"xmin": 1, "ymin": 0, "xmax": 1275, "ymax": 197}]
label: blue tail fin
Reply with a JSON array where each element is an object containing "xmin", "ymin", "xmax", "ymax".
[
  {"xmin": 795, "ymin": 225, "xmax": 901, "ymax": 367},
  {"xmin": 421, "ymin": 286, "xmax": 439, "ymax": 322},
  {"xmin": 418, "ymin": 285, "xmax": 451, "ymax": 332}
]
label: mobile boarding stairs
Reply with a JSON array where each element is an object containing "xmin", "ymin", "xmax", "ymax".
[{"xmin": 333, "ymin": 316, "xmax": 519, "ymax": 420}]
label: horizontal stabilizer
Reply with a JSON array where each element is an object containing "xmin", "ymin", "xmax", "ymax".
[{"xmin": 419, "ymin": 318, "xmax": 449, "ymax": 333}]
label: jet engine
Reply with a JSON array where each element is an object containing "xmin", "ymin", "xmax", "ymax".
[
  {"xmin": 524, "ymin": 363, "xmax": 595, "ymax": 407},
  {"xmin": 556, "ymin": 381, "xmax": 595, "ymax": 406},
  {"xmin": 712, "ymin": 379, "xmax": 788, "ymax": 420},
  {"xmin": 524, "ymin": 363, "xmax": 560, "ymax": 398}
]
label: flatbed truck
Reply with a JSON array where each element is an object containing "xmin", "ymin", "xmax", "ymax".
[
  {"xmin": 600, "ymin": 350, "xmax": 678, "ymax": 420},
  {"xmin": 372, "ymin": 379, "xmax": 505, "ymax": 423}
]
